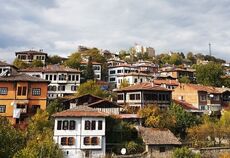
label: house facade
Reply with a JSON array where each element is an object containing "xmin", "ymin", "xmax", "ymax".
[
  {"xmin": 0, "ymin": 72, "xmax": 49, "ymax": 125},
  {"xmin": 53, "ymin": 106, "xmax": 107, "ymax": 158},
  {"xmin": 19, "ymin": 65, "xmax": 80, "ymax": 98},
  {"xmin": 115, "ymin": 83, "xmax": 172, "ymax": 109},
  {"xmin": 172, "ymin": 84, "xmax": 223, "ymax": 112},
  {"xmin": 15, "ymin": 50, "xmax": 48, "ymax": 64}
]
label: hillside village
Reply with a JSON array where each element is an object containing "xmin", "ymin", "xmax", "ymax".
[{"xmin": 1, "ymin": 44, "xmax": 230, "ymax": 158}]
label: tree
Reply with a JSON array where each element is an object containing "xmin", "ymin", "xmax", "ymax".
[
  {"xmin": 46, "ymin": 98, "xmax": 64, "ymax": 116},
  {"xmin": 187, "ymin": 52, "xmax": 196, "ymax": 64},
  {"xmin": 76, "ymin": 80, "xmax": 110, "ymax": 98},
  {"xmin": 169, "ymin": 53, "xmax": 183, "ymax": 65},
  {"xmin": 84, "ymin": 56, "xmax": 95, "ymax": 81},
  {"xmin": 13, "ymin": 58, "xmax": 29, "ymax": 69},
  {"xmin": 179, "ymin": 76, "xmax": 191, "ymax": 84},
  {"xmin": 64, "ymin": 52, "xmax": 82, "ymax": 69},
  {"xmin": 14, "ymin": 110, "xmax": 63, "ymax": 158},
  {"xmin": 0, "ymin": 117, "xmax": 26, "ymax": 158},
  {"xmin": 169, "ymin": 103, "xmax": 201, "ymax": 139},
  {"xmin": 196, "ymin": 62, "xmax": 224, "ymax": 87},
  {"xmin": 173, "ymin": 147, "xmax": 201, "ymax": 158},
  {"xmin": 119, "ymin": 79, "xmax": 130, "ymax": 89},
  {"xmin": 47, "ymin": 55, "xmax": 63, "ymax": 65},
  {"xmin": 31, "ymin": 59, "xmax": 44, "ymax": 67}
]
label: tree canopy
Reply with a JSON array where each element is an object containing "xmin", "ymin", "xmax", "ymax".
[{"xmin": 196, "ymin": 62, "xmax": 224, "ymax": 87}]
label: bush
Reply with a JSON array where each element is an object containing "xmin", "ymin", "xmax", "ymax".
[{"xmin": 173, "ymin": 147, "xmax": 201, "ymax": 158}]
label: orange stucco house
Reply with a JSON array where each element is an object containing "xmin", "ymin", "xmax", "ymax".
[{"xmin": 0, "ymin": 72, "xmax": 49, "ymax": 125}]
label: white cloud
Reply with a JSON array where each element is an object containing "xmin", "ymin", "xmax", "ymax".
[{"xmin": 0, "ymin": 0, "xmax": 230, "ymax": 62}]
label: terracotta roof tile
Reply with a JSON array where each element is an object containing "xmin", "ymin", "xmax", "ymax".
[
  {"xmin": 173, "ymin": 99, "xmax": 199, "ymax": 110},
  {"xmin": 0, "ymin": 73, "xmax": 49, "ymax": 82},
  {"xmin": 15, "ymin": 50, "xmax": 47, "ymax": 55},
  {"xmin": 117, "ymin": 72, "xmax": 152, "ymax": 77},
  {"xmin": 138, "ymin": 127, "xmax": 181, "ymax": 145},
  {"xmin": 154, "ymin": 79, "xmax": 179, "ymax": 86},
  {"xmin": 185, "ymin": 84, "xmax": 222, "ymax": 93},
  {"xmin": 20, "ymin": 65, "xmax": 80, "ymax": 73},
  {"xmin": 52, "ymin": 105, "xmax": 109, "ymax": 117},
  {"xmin": 114, "ymin": 82, "xmax": 171, "ymax": 92}
]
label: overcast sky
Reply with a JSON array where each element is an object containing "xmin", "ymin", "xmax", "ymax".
[{"xmin": 1, "ymin": 0, "xmax": 230, "ymax": 63}]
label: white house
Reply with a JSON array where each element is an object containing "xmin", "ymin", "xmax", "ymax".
[
  {"xmin": 108, "ymin": 64, "xmax": 138, "ymax": 88},
  {"xmin": 19, "ymin": 65, "xmax": 80, "ymax": 98},
  {"xmin": 116, "ymin": 72, "xmax": 153, "ymax": 88},
  {"xmin": 0, "ymin": 61, "xmax": 18, "ymax": 76},
  {"xmin": 53, "ymin": 106, "xmax": 108, "ymax": 158},
  {"xmin": 81, "ymin": 62, "xmax": 102, "ymax": 80},
  {"xmin": 15, "ymin": 50, "xmax": 48, "ymax": 64}
]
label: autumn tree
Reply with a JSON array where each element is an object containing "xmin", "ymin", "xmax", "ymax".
[
  {"xmin": 64, "ymin": 52, "xmax": 82, "ymax": 69},
  {"xmin": 119, "ymin": 79, "xmax": 130, "ymax": 89},
  {"xmin": 0, "ymin": 117, "xmax": 26, "ymax": 158},
  {"xmin": 196, "ymin": 62, "xmax": 224, "ymax": 87},
  {"xmin": 13, "ymin": 58, "xmax": 29, "ymax": 69},
  {"xmin": 76, "ymin": 80, "xmax": 110, "ymax": 98},
  {"xmin": 31, "ymin": 59, "xmax": 44, "ymax": 67},
  {"xmin": 173, "ymin": 147, "xmax": 201, "ymax": 158}
]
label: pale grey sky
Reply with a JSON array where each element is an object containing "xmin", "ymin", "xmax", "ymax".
[{"xmin": 1, "ymin": 0, "xmax": 230, "ymax": 63}]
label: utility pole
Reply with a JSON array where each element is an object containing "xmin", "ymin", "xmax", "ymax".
[{"xmin": 209, "ymin": 43, "xmax": 212, "ymax": 56}]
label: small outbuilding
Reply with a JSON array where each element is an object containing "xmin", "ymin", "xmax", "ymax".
[{"xmin": 138, "ymin": 127, "xmax": 181, "ymax": 158}]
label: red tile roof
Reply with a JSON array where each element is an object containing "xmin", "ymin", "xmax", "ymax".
[
  {"xmin": 117, "ymin": 72, "xmax": 152, "ymax": 77},
  {"xmin": 52, "ymin": 106, "xmax": 108, "ymax": 117},
  {"xmin": 114, "ymin": 82, "xmax": 171, "ymax": 92},
  {"xmin": 153, "ymin": 79, "xmax": 179, "ymax": 86},
  {"xmin": 185, "ymin": 84, "xmax": 221, "ymax": 93},
  {"xmin": 15, "ymin": 50, "xmax": 47, "ymax": 55},
  {"xmin": 173, "ymin": 99, "xmax": 199, "ymax": 110},
  {"xmin": 19, "ymin": 65, "xmax": 80, "ymax": 73},
  {"xmin": 117, "ymin": 114, "xmax": 141, "ymax": 119}
]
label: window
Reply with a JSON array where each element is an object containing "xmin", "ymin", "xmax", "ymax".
[
  {"xmin": 63, "ymin": 121, "xmax": 69, "ymax": 130},
  {"xmin": 117, "ymin": 70, "xmax": 122, "ymax": 73},
  {"xmin": 32, "ymin": 88, "xmax": 41, "ymax": 96},
  {"xmin": 31, "ymin": 105, "xmax": 40, "ymax": 113},
  {"xmin": 17, "ymin": 87, "xmax": 22, "ymax": 95},
  {"xmin": 109, "ymin": 78, "xmax": 115, "ymax": 82},
  {"xmin": 84, "ymin": 137, "xmax": 90, "ymax": 145},
  {"xmin": 17, "ymin": 86, "xmax": 27, "ymax": 96},
  {"xmin": 84, "ymin": 137, "xmax": 100, "ymax": 146},
  {"xmin": 159, "ymin": 147, "xmax": 165, "ymax": 152},
  {"xmin": 46, "ymin": 75, "xmax": 49, "ymax": 80},
  {"xmin": 22, "ymin": 87, "xmax": 27, "ymax": 95},
  {"xmin": 109, "ymin": 70, "xmax": 115, "ymax": 74},
  {"xmin": 0, "ymin": 87, "xmax": 8, "ymax": 95},
  {"xmin": 72, "ymin": 75, "xmax": 75, "ymax": 81},
  {"xmin": 0, "ymin": 105, "xmax": 6, "ymax": 113},
  {"xmin": 54, "ymin": 75, "xmax": 57, "ymax": 81},
  {"xmin": 57, "ymin": 121, "xmax": 62, "ymax": 130},
  {"xmin": 59, "ymin": 74, "xmax": 66, "ymax": 81},
  {"xmin": 134, "ymin": 78, "xmax": 138, "ymax": 83},
  {"xmin": 117, "ymin": 94, "xmax": 124, "ymax": 100},
  {"xmin": 213, "ymin": 95, "xmax": 220, "ymax": 101},
  {"xmin": 58, "ymin": 85, "xmax": 65, "ymax": 91},
  {"xmin": 129, "ymin": 94, "xmax": 140, "ymax": 100},
  {"xmin": 71, "ymin": 85, "xmax": 77, "ymax": 91},
  {"xmin": 85, "ymin": 120, "xmax": 91, "ymax": 130},
  {"xmin": 49, "ymin": 75, "xmax": 53, "ymax": 80},
  {"xmin": 91, "ymin": 121, "xmax": 96, "ymax": 130},
  {"xmin": 69, "ymin": 120, "xmax": 76, "ymax": 130},
  {"xmin": 76, "ymin": 75, "xmax": 79, "ymax": 81},
  {"xmin": 61, "ymin": 137, "xmax": 75, "ymax": 146},
  {"xmin": 200, "ymin": 95, "xmax": 207, "ymax": 101},
  {"xmin": 68, "ymin": 75, "xmax": 71, "ymax": 81},
  {"xmin": 91, "ymin": 137, "xmax": 99, "ymax": 145},
  {"xmin": 98, "ymin": 121, "xmax": 103, "ymax": 130}
]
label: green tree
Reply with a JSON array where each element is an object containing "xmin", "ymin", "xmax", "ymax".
[
  {"xmin": 64, "ymin": 52, "xmax": 82, "ymax": 69},
  {"xmin": 173, "ymin": 147, "xmax": 201, "ymax": 158},
  {"xmin": 169, "ymin": 103, "xmax": 201, "ymax": 139},
  {"xmin": 46, "ymin": 99, "xmax": 64, "ymax": 116},
  {"xmin": 179, "ymin": 76, "xmax": 191, "ymax": 83},
  {"xmin": 47, "ymin": 55, "xmax": 63, "ymax": 65},
  {"xmin": 169, "ymin": 53, "xmax": 183, "ymax": 65},
  {"xmin": 84, "ymin": 56, "xmax": 95, "ymax": 81},
  {"xmin": 0, "ymin": 117, "xmax": 26, "ymax": 158},
  {"xmin": 76, "ymin": 80, "xmax": 109, "ymax": 98},
  {"xmin": 31, "ymin": 59, "xmax": 44, "ymax": 67},
  {"xmin": 187, "ymin": 52, "xmax": 196, "ymax": 64},
  {"xmin": 13, "ymin": 58, "xmax": 29, "ymax": 69},
  {"xmin": 196, "ymin": 62, "xmax": 224, "ymax": 87}
]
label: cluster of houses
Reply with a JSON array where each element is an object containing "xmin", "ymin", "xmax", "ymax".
[{"xmin": 0, "ymin": 49, "xmax": 230, "ymax": 158}]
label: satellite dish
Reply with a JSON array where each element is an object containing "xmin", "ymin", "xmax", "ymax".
[{"xmin": 121, "ymin": 148, "xmax": 126, "ymax": 155}]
